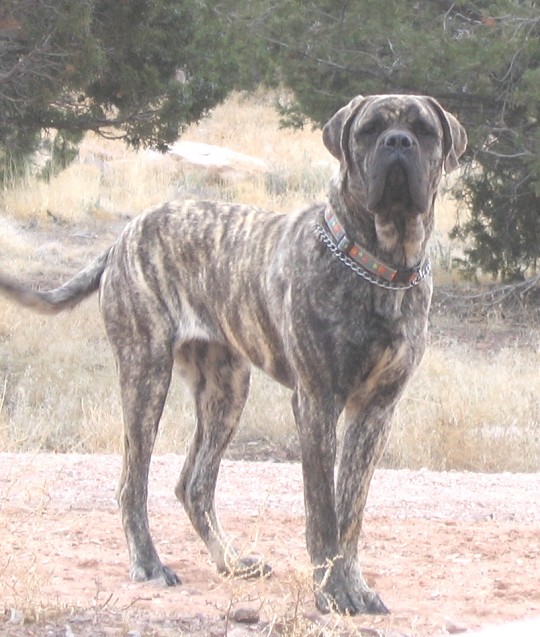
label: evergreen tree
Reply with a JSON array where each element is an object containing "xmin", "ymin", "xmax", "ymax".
[
  {"xmin": 251, "ymin": 0, "xmax": 539, "ymax": 280},
  {"xmin": 0, "ymin": 0, "xmax": 237, "ymax": 179}
]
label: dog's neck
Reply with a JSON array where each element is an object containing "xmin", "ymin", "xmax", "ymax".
[
  {"xmin": 328, "ymin": 185, "xmax": 435, "ymax": 270},
  {"xmin": 373, "ymin": 205, "xmax": 435, "ymax": 270}
]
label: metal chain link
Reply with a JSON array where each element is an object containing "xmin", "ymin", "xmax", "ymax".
[{"xmin": 314, "ymin": 223, "xmax": 431, "ymax": 291}]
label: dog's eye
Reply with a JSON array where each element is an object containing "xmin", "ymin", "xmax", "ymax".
[
  {"xmin": 414, "ymin": 122, "xmax": 438, "ymax": 137},
  {"xmin": 357, "ymin": 120, "xmax": 383, "ymax": 136}
]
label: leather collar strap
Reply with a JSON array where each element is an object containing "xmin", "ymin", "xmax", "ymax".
[{"xmin": 323, "ymin": 207, "xmax": 426, "ymax": 285}]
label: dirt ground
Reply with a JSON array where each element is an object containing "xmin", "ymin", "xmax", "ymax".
[{"xmin": 1, "ymin": 453, "xmax": 539, "ymax": 636}]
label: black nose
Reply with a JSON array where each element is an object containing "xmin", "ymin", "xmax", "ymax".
[{"xmin": 384, "ymin": 131, "xmax": 413, "ymax": 149}]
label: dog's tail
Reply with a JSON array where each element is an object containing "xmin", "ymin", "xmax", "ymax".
[{"xmin": 0, "ymin": 248, "xmax": 111, "ymax": 315}]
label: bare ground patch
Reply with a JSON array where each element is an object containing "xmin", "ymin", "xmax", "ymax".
[{"xmin": 1, "ymin": 453, "xmax": 539, "ymax": 636}]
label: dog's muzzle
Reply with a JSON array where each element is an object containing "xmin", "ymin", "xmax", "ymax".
[{"xmin": 367, "ymin": 131, "xmax": 426, "ymax": 214}]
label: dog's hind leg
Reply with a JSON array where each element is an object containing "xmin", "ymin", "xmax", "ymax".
[
  {"xmin": 113, "ymin": 336, "xmax": 178, "ymax": 585},
  {"xmin": 175, "ymin": 342, "xmax": 270, "ymax": 578}
]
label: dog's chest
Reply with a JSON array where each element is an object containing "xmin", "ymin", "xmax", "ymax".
[{"xmin": 286, "ymin": 268, "xmax": 429, "ymax": 397}]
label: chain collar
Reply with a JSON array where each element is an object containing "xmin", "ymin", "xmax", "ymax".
[{"xmin": 314, "ymin": 210, "xmax": 431, "ymax": 291}]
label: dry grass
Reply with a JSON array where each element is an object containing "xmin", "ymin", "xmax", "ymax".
[
  {"xmin": 0, "ymin": 91, "xmax": 539, "ymax": 471},
  {"xmin": 1, "ymin": 91, "xmax": 333, "ymax": 224},
  {"xmin": 385, "ymin": 344, "xmax": 540, "ymax": 472}
]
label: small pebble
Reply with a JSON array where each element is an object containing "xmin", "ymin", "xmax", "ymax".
[
  {"xmin": 232, "ymin": 607, "xmax": 260, "ymax": 624},
  {"xmin": 446, "ymin": 619, "xmax": 468, "ymax": 634}
]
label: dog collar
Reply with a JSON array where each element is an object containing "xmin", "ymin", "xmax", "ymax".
[{"xmin": 316, "ymin": 207, "xmax": 431, "ymax": 290}]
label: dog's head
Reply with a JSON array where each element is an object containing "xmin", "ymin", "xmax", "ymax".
[{"xmin": 323, "ymin": 94, "xmax": 467, "ymax": 217}]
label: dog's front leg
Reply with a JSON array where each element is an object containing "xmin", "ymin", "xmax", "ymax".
[
  {"xmin": 334, "ymin": 398, "xmax": 399, "ymax": 615},
  {"xmin": 292, "ymin": 387, "xmax": 362, "ymax": 615}
]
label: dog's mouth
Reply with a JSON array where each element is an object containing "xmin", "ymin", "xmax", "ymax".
[
  {"xmin": 385, "ymin": 162, "xmax": 410, "ymax": 199},
  {"xmin": 367, "ymin": 156, "xmax": 427, "ymax": 216},
  {"xmin": 368, "ymin": 159, "xmax": 412, "ymax": 212}
]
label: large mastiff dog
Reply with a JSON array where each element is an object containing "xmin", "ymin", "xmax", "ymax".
[{"xmin": 0, "ymin": 94, "xmax": 466, "ymax": 614}]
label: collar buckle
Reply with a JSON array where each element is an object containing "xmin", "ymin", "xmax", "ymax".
[
  {"xmin": 336, "ymin": 236, "xmax": 351, "ymax": 252},
  {"xmin": 393, "ymin": 268, "xmax": 421, "ymax": 285}
]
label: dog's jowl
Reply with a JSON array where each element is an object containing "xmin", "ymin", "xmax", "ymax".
[{"xmin": 0, "ymin": 95, "xmax": 466, "ymax": 614}]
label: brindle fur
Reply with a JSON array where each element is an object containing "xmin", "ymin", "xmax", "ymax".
[{"xmin": 0, "ymin": 95, "xmax": 466, "ymax": 615}]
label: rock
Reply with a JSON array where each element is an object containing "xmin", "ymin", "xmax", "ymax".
[
  {"xmin": 446, "ymin": 618, "xmax": 468, "ymax": 634},
  {"xmin": 231, "ymin": 606, "xmax": 260, "ymax": 624},
  {"xmin": 167, "ymin": 141, "xmax": 268, "ymax": 183}
]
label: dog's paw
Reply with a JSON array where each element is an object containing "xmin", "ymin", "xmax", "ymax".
[
  {"xmin": 219, "ymin": 555, "xmax": 272, "ymax": 580},
  {"xmin": 315, "ymin": 581, "xmax": 389, "ymax": 615},
  {"xmin": 313, "ymin": 561, "xmax": 389, "ymax": 615},
  {"xmin": 130, "ymin": 562, "xmax": 181, "ymax": 586},
  {"xmin": 360, "ymin": 590, "xmax": 389, "ymax": 615}
]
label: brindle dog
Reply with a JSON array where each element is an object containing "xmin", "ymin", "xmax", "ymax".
[{"xmin": 0, "ymin": 95, "xmax": 466, "ymax": 615}]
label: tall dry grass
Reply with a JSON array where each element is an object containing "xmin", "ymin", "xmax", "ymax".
[
  {"xmin": 385, "ymin": 343, "xmax": 540, "ymax": 472},
  {"xmin": 0, "ymin": 92, "xmax": 539, "ymax": 471},
  {"xmin": 1, "ymin": 91, "xmax": 333, "ymax": 223}
]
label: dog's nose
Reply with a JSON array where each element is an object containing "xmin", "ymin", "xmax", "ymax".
[{"xmin": 384, "ymin": 131, "xmax": 413, "ymax": 149}]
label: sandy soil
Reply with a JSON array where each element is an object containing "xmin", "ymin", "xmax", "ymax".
[{"xmin": 1, "ymin": 453, "xmax": 539, "ymax": 636}]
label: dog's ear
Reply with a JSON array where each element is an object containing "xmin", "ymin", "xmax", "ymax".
[
  {"xmin": 322, "ymin": 96, "xmax": 367, "ymax": 164},
  {"xmin": 425, "ymin": 97, "xmax": 467, "ymax": 173}
]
